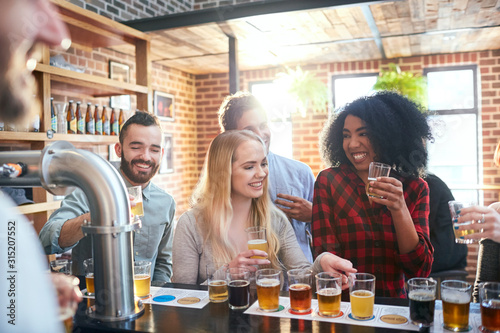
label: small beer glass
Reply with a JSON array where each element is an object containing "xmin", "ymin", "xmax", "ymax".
[
  {"xmin": 441, "ymin": 280, "xmax": 471, "ymax": 332},
  {"xmin": 245, "ymin": 226, "xmax": 268, "ymax": 259},
  {"xmin": 408, "ymin": 277, "xmax": 437, "ymax": 327},
  {"xmin": 128, "ymin": 185, "xmax": 144, "ymax": 217},
  {"xmin": 479, "ymin": 282, "xmax": 500, "ymax": 333},
  {"xmin": 288, "ymin": 269, "xmax": 313, "ymax": 313},
  {"xmin": 448, "ymin": 200, "xmax": 481, "ymax": 244},
  {"xmin": 207, "ymin": 263, "xmax": 228, "ymax": 303},
  {"xmin": 349, "ymin": 273, "xmax": 375, "ymax": 320},
  {"xmin": 366, "ymin": 162, "xmax": 391, "ymax": 198},
  {"xmin": 227, "ymin": 267, "xmax": 250, "ymax": 310},
  {"xmin": 83, "ymin": 258, "xmax": 94, "ymax": 296},
  {"xmin": 256, "ymin": 269, "xmax": 281, "ymax": 312},
  {"xmin": 316, "ymin": 272, "xmax": 342, "ymax": 317},
  {"xmin": 134, "ymin": 261, "xmax": 152, "ymax": 298}
]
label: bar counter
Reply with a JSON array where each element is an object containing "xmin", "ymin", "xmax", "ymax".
[{"xmin": 73, "ymin": 280, "xmax": 415, "ymax": 333}]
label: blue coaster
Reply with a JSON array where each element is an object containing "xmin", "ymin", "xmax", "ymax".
[
  {"xmin": 153, "ymin": 295, "xmax": 176, "ymax": 302},
  {"xmin": 348, "ymin": 313, "xmax": 375, "ymax": 321}
]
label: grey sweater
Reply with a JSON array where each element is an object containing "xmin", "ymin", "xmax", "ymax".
[{"xmin": 172, "ymin": 208, "xmax": 325, "ymax": 285}]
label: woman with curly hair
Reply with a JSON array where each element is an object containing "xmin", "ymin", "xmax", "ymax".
[
  {"xmin": 312, "ymin": 91, "xmax": 434, "ymax": 298},
  {"xmin": 172, "ymin": 130, "xmax": 356, "ymax": 287}
]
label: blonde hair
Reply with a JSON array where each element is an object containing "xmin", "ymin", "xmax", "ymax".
[{"xmin": 191, "ymin": 130, "xmax": 281, "ymax": 269}]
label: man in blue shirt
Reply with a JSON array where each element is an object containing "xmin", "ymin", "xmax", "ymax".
[
  {"xmin": 40, "ymin": 111, "xmax": 176, "ymax": 281},
  {"xmin": 218, "ymin": 91, "xmax": 315, "ymax": 262}
]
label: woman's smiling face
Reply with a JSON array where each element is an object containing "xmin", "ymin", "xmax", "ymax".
[{"xmin": 342, "ymin": 114, "xmax": 375, "ymax": 179}]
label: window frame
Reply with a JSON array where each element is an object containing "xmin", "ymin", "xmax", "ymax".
[{"xmin": 331, "ymin": 73, "xmax": 378, "ymax": 111}]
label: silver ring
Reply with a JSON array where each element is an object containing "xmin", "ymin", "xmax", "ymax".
[{"xmin": 480, "ymin": 213, "xmax": 485, "ymax": 223}]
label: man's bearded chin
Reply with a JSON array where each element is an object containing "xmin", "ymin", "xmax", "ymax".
[
  {"xmin": 121, "ymin": 155, "xmax": 159, "ymax": 185},
  {"xmin": 0, "ymin": 53, "xmax": 37, "ymax": 123}
]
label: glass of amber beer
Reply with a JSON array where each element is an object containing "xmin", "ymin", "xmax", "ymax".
[
  {"xmin": 288, "ymin": 269, "xmax": 313, "ymax": 313},
  {"xmin": 316, "ymin": 272, "xmax": 342, "ymax": 317},
  {"xmin": 441, "ymin": 280, "xmax": 471, "ymax": 331},
  {"xmin": 408, "ymin": 277, "xmax": 436, "ymax": 327},
  {"xmin": 83, "ymin": 258, "xmax": 94, "ymax": 296},
  {"xmin": 207, "ymin": 263, "xmax": 228, "ymax": 303},
  {"xmin": 256, "ymin": 269, "xmax": 282, "ymax": 312},
  {"xmin": 349, "ymin": 273, "xmax": 375, "ymax": 320},
  {"xmin": 128, "ymin": 185, "xmax": 144, "ymax": 217},
  {"xmin": 479, "ymin": 282, "xmax": 500, "ymax": 333},
  {"xmin": 245, "ymin": 226, "xmax": 268, "ymax": 259},
  {"xmin": 448, "ymin": 201, "xmax": 481, "ymax": 244},
  {"xmin": 134, "ymin": 261, "xmax": 152, "ymax": 298}
]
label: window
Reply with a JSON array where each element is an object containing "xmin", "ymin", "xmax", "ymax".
[
  {"xmin": 332, "ymin": 74, "xmax": 378, "ymax": 110},
  {"xmin": 250, "ymin": 81, "xmax": 294, "ymax": 159},
  {"xmin": 424, "ymin": 66, "xmax": 480, "ymax": 203}
]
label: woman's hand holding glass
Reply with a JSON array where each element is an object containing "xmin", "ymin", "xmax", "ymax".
[
  {"xmin": 228, "ymin": 250, "xmax": 271, "ymax": 272},
  {"xmin": 366, "ymin": 176, "xmax": 406, "ymax": 212},
  {"xmin": 319, "ymin": 253, "xmax": 357, "ymax": 290},
  {"xmin": 456, "ymin": 204, "xmax": 500, "ymax": 243}
]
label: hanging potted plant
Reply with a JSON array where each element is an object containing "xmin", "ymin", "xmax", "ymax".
[
  {"xmin": 275, "ymin": 66, "xmax": 330, "ymax": 117},
  {"xmin": 373, "ymin": 63, "xmax": 428, "ymax": 109}
]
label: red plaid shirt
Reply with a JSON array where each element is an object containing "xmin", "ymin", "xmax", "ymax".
[{"xmin": 312, "ymin": 164, "xmax": 433, "ymax": 298}]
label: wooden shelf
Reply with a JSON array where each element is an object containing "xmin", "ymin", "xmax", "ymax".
[
  {"xmin": 35, "ymin": 63, "xmax": 148, "ymax": 97},
  {"xmin": 18, "ymin": 201, "xmax": 62, "ymax": 215},
  {"xmin": 0, "ymin": 131, "xmax": 119, "ymax": 144}
]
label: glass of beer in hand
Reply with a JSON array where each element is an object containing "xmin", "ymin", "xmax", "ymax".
[
  {"xmin": 288, "ymin": 269, "xmax": 313, "ymax": 313},
  {"xmin": 207, "ymin": 263, "xmax": 228, "ymax": 303},
  {"xmin": 83, "ymin": 258, "xmax": 94, "ymax": 296},
  {"xmin": 245, "ymin": 226, "xmax": 268, "ymax": 259},
  {"xmin": 256, "ymin": 269, "xmax": 282, "ymax": 312},
  {"xmin": 128, "ymin": 185, "xmax": 144, "ymax": 217},
  {"xmin": 479, "ymin": 282, "xmax": 500, "ymax": 333},
  {"xmin": 134, "ymin": 261, "xmax": 152, "ymax": 298},
  {"xmin": 408, "ymin": 277, "xmax": 437, "ymax": 327},
  {"xmin": 349, "ymin": 273, "xmax": 375, "ymax": 320},
  {"xmin": 441, "ymin": 280, "xmax": 471, "ymax": 332},
  {"xmin": 316, "ymin": 272, "xmax": 342, "ymax": 317}
]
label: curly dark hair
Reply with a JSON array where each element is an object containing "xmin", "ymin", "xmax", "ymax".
[
  {"xmin": 119, "ymin": 110, "xmax": 161, "ymax": 144},
  {"xmin": 319, "ymin": 91, "xmax": 433, "ymax": 178}
]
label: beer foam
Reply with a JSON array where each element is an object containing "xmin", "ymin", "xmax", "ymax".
[
  {"xmin": 409, "ymin": 291, "xmax": 435, "ymax": 301},
  {"xmin": 248, "ymin": 239, "xmax": 267, "ymax": 245},
  {"xmin": 318, "ymin": 288, "xmax": 341, "ymax": 296},
  {"xmin": 441, "ymin": 290, "xmax": 470, "ymax": 304},
  {"xmin": 257, "ymin": 278, "xmax": 280, "ymax": 287}
]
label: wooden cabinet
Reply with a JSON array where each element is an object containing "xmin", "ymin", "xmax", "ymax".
[{"xmin": 2, "ymin": 0, "xmax": 151, "ymax": 232}]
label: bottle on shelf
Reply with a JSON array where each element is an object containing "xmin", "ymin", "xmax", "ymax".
[
  {"xmin": 110, "ymin": 108, "xmax": 119, "ymax": 136},
  {"xmin": 66, "ymin": 100, "xmax": 76, "ymax": 134},
  {"xmin": 94, "ymin": 104, "xmax": 102, "ymax": 135},
  {"xmin": 86, "ymin": 103, "xmax": 95, "ymax": 135},
  {"xmin": 102, "ymin": 105, "xmax": 110, "ymax": 136},
  {"xmin": 76, "ymin": 102, "xmax": 85, "ymax": 134},
  {"xmin": 50, "ymin": 97, "xmax": 57, "ymax": 132},
  {"xmin": 119, "ymin": 109, "xmax": 125, "ymax": 132},
  {"xmin": 32, "ymin": 113, "xmax": 40, "ymax": 132}
]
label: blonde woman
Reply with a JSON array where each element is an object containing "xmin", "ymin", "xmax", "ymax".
[{"xmin": 172, "ymin": 130, "xmax": 355, "ymax": 287}]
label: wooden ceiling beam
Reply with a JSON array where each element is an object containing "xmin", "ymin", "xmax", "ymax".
[{"xmin": 123, "ymin": 0, "xmax": 392, "ymax": 32}]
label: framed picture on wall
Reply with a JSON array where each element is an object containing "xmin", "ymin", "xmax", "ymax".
[
  {"xmin": 109, "ymin": 60, "xmax": 131, "ymax": 110},
  {"xmin": 154, "ymin": 91, "xmax": 175, "ymax": 121},
  {"xmin": 160, "ymin": 133, "xmax": 174, "ymax": 174}
]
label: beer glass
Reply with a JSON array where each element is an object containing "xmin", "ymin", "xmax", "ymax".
[
  {"xmin": 83, "ymin": 258, "xmax": 94, "ymax": 296},
  {"xmin": 256, "ymin": 269, "xmax": 281, "ymax": 312},
  {"xmin": 288, "ymin": 269, "xmax": 313, "ymax": 313},
  {"xmin": 366, "ymin": 162, "xmax": 391, "ymax": 198},
  {"xmin": 448, "ymin": 200, "xmax": 481, "ymax": 244},
  {"xmin": 245, "ymin": 226, "xmax": 268, "ymax": 259},
  {"xmin": 441, "ymin": 280, "xmax": 471, "ymax": 331},
  {"xmin": 479, "ymin": 282, "xmax": 500, "ymax": 333},
  {"xmin": 316, "ymin": 272, "xmax": 342, "ymax": 317},
  {"xmin": 207, "ymin": 263, "xmax": 228, "ymax": 303},
  {"xmin": 349, "ymin": 273, "xmax": 375, "ymax": 320},
  {"xmin": 50, "ymin": 259, "xmax": 72, "ymax": 275},
  {"xmin": 227, "ymin": 267, "xmax": 250, "ymax": 310},
  {"xmin": 128, "ymin": 185, "xmax": 144, "ymax": 217},
  {"xmin": 408, "ymin": 277, "xmax": 437, "ymax": 327},
  {"xmin": 134, "ymin": 261, "xmax": 152, "ymax": 298}
]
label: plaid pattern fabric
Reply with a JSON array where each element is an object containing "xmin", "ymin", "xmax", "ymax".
[{"xmin": 312, "ymin": 164, "xmax": 433, "ymax": 298}]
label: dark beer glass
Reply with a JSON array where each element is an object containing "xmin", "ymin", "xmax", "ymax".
[
  {"xmin": 408, "ymin": 277, "xmax": 437, "ymax": 327},
  {"xmin": 227, "ymin": 268, "xmax": 250, "ymax": 310}
]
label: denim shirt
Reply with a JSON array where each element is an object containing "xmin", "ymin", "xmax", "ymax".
[
  {"xmin": 267, "ymin": 151, "xmax": 315, "ymax": 263},
  {"xmin": 39, "ymin": 172, "xmax": 176, "ymax": 282}
]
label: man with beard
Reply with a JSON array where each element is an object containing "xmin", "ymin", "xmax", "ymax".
[
  {"xmin": 40, "ymin": 111, "xmax": 176, "ymax": 282},
  {"xmin": 0, "ymin": 1, "xmax": 82, "ymax": 332}
]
